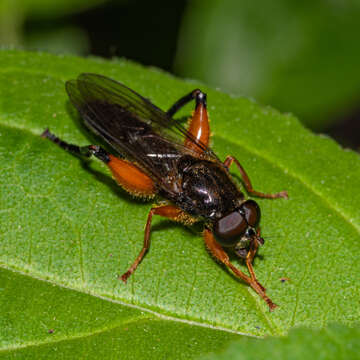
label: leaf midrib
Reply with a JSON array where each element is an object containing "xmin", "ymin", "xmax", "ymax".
[
  {"xmin": 0, "ymin": 264, "xmax": 256, "ymax": 349},
  {"xmin": 0, "ymin": 313, "xmax": 152, "ymax": 353}
]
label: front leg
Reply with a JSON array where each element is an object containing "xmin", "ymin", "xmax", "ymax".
[
  {"xmin": 246, "ymin": 230, "xmax": 265, "ymax": 292},
  {"xmin": 224, "ymin": 155, "xmax": 288, "ymax": 199},
  {"xmin": 203, "ymin": 228, "xmax": 277, "ymax": 311}
]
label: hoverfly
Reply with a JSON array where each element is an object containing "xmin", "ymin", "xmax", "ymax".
[{"xmin": 42, "ymin": 73, "xmax": 288, "ymax": 311}]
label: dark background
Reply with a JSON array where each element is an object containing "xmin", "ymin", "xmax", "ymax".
[{"xmin": 2, "ymin": 0, "xmax": 360, "ymax": 149}]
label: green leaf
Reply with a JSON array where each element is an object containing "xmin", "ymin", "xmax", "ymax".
[
  {"xmin": 0, "ymin": 268, "xmax": 238, "ymax": 359},
  {"xmin": 175, "ymin": 0, "xmax": 360, "ymax": 129},
  {"xmin": 1, "ymin": 49, "xmax": 360, "ymax": 357},
  {"xmin": 200, "ymin": 324, "xmax": 360, "ymax": 360}
]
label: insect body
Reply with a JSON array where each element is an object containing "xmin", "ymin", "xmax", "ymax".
[{"xmin": 42, "ymin": 73, "xmax": 288, "ymax": 311}]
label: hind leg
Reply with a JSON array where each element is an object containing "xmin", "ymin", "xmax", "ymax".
[{"xmin": 41, "ymin": 129, "xmax": 156, "ymax": 197}]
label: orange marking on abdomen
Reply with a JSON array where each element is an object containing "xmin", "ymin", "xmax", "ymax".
[{"xmin": 108, "ymin": 155, "xmax": 155, "ymax": 196}]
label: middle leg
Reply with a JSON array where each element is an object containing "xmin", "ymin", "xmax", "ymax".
[{"xmin": 120, "ymin": 205, "xmax": 196, "ymax": 282}]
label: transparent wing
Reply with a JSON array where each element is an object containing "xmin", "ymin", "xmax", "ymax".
[{"xmin": 65, "ymin": 73, "xmax": 219, "ymax": 194}]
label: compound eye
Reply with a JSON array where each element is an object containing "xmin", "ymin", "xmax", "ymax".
[
  {"xmin": 214, "ymin": 211, "xmax": 247, "ymax": 247},
  {"xmin": 241, "ymin": 200, "xmax": 261, "ymax": 227}
]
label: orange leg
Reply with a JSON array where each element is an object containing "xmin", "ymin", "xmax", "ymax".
[
  {"xmin": 121, "ymin": 205, "xmax": 193, "ymax": 282},
  {"xmin": 245, "ymin": 230, "xmax": 266, "ymax": 292},
  {"xmin": 41, "ymin": 129, "xmax": 156, "ymax": 197},
  {"xmin": 224, "ymin": 156, "xmax": 288, "ymax": 199},
  {"xmin": 107, "ymin": 155, "xmax": 155, "ymax": 197},
  {"xmin": 184, "ymin": 93, "xmax": 210, "ymax": 152},
  {"xmin": 166, "ymin": 89, "xmax": 210, "ymax": 153},
  {"xmin": 204, "ymin": 228, "xmax": 277, "ymax": 311},
  {"xmin": 246, "ymin": 242, "xmax": 261, "ymax": 285}
]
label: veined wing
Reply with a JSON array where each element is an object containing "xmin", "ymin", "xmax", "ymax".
[
  {"xmin": 65, "ymin": 73, "xmax": 219, "ymax": 194},
  {"xmin": 66, "ymin": 73, "xmax": 218, "ymax": 157}
]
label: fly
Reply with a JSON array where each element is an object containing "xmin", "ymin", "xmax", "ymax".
[{"xmin": 42, "ymin": 73, "xmax": 288, "ymax": 311}]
